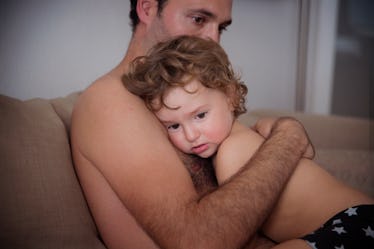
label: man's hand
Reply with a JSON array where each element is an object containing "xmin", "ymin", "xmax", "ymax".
[
  {"xmin": 243, "ymin": 233, "xmax": 275, "ymax": 249},
  {"xmin": 252, "ymin": 117, "xmax": 315, "ymax": 159}
]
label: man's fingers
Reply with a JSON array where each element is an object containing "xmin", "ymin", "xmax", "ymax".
[
  {"xmin": 251, "ymin": 117, "xmax": 277, "ymax": 139},
  {"xmin": 303, "ymin": 143, "xmax": 315, "ymax": 159},
  {"xmin": 253, "ymin": 116, "xmax": 315, "ymax": 159}
]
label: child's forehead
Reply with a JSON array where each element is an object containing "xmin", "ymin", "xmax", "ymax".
[
  {"xmin": 153, "ymin": 81, "xmax": 206, "ymax": 112},
  {"xmin": 163, "ymin": 83, "xmax": 202, "ymax": 105},
  {"xmin": 159, "ymin": 78, "xmax": 198, "ymax": 96},
  {"xmin": 182, "ymin": 79, "xmax": 202, "ymax": 92}
]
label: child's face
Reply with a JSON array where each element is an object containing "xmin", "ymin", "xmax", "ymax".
[{"xmin": 155, "ymin": 79, "xmax": 235, "ymax": 158}]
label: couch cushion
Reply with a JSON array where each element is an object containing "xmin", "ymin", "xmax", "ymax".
[
  {"xmin": 0, "ymin": 94, "xmax": 106, "ymax": 249},
  {"xmin": 315, "ymin": 149, "xmax": 374, "ymax": 197},
  {"xmin": 50, "ymin": 91, "xmax": 80, "ymax": 132}
]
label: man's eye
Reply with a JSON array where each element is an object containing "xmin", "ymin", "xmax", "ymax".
[
  {"xmin": 196, "ymin": 112, "xmax": 207, "ymax": 119},
  {"xmin": 219, "ymin": 25, "xmax": 228, "ymax": 34},
  {"xmin": 192, "ymin": 16, "xmax": 205, "ymax": 25},
  {"xmin": 167, "ymin": 124, "xmax": 180, "ymax": 130}
]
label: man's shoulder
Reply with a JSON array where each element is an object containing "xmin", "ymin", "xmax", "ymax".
[
  {"xmin": 71, "ymin": 72, "xmax": 154, "ymax": 146},
  {"xmin": 73, "ymin": 73, "xmax": 143, "ymax": 118},
  {"xmin": 70, "ymin": 71, "xmax": 169, "ymax": 169},
  {"xmin": 80, "ymin": 74, "xmax": 123, "ymax": 102}
]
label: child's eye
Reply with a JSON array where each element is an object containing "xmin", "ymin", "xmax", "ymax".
[
  {"xmin": 196, "ymin": 112, "xmax": 207, "ymax": 120},
  {"xmin": 167, "ymin": 123, "xmax": 180, "ymax": 130}
]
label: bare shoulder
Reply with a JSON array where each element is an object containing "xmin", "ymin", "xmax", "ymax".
[
  {"xmin": 216, "ymin": 121, "xmax": 264, "ymax": 164},
  {"xmin": 71, "ymin": 74, "xmax": 154, "ymax": 168},
  {"xmin": 214, "ymin": 121, "xmax": 265, "ymax": 183},
  {"xmin": 225, "ymin": 121, "xmax": 264, "ymax": 145},
  {"xmin": 71, "ymin": 74, "xmax": 197, "ymax": 195},
  {"xmin": 71, "ymin": 75, "xmax": 199, "ymax": 241}
]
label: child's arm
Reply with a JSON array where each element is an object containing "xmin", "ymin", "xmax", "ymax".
[{"xmin": 214, "ymin": 121, "xmax": 265, "ymax": 185}]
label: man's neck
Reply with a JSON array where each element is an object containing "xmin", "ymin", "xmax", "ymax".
[{"xmin": 111, "ymin": 27, "xmax": 149, "ymax": 78}]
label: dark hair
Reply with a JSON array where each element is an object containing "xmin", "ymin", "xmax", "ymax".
[
  {"xmin": 129, "ymin": 0, "xmax": 168, "ymax": 32},
  {"xmin": 123, "ymin": 35, "xmax": 248, "ymax": 117}
]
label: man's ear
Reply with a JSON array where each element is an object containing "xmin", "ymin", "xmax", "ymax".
[{"xmin": 136, "ymin": 0, "xmax": 158, "ymax": 25}]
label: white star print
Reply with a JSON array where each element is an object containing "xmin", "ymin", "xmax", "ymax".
[
  {"xmin": 332, "ymin": 219, "xmax": 342, "ymax": 225},
  {"xmin": 344, "ymin": 207, "xmax": 358, "ymax": 216},
  {"xmin": 363, "ymin": 226, "xmax": 374, "ymax": 238},
  {"xmin": 334, "ymin": 245, "xmax": 345, "ymax": 249},
  {"xmin": 306, "ymin": 241, "xmax": 318, "ymax": 249},
  {"xmin": 332, "ymin": 226, "xmax": 347, "ymax": 235}
]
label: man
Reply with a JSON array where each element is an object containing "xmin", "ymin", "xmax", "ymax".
[{"xmin": 71, "ymin": 1, "xmax": 312, "ymax": 248}]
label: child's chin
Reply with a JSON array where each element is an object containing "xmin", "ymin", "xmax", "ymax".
[{"xmin": 197, "ymin": 152, "xmax": 214, "ymax": 158}]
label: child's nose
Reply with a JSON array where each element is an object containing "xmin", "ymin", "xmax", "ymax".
[{"xmin": 184, "ymin": 125, "xmax": 200, "ymax": 142}]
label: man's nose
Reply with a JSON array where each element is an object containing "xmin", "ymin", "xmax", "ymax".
[
  {"xmin": 203, "ymin": 25, "xmax": 220, "ymax": 42},
  {"xmin": 184, "ymin": 125, "xmax": 200, "ymax": 142}
]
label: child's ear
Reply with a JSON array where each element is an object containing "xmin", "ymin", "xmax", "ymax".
[
  {"xmin": 136, "ymin": 0, "xmax": 158, "ymax": 25},
  {"xmin": 227, "ymin": 97, "xmax": 235, "ymax": 112},
  {"xmin": 226, "ymin": 86, "xmax": 236, "ymax": 112}
]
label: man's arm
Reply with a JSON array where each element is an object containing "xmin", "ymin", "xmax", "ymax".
[
  {"xmin": 244, "ymin": 233, "xmax": 276, "ymax": 249},
  {"xmin": 71, "ymin": 79, "xmax": 310, "ymax": 249},
  {"xmin": 252, "ymin": 117, "xmax": 314, "ymax": 159},
  {"xmin": 190, "ymin": 117, "xmax": 310, "ymax": 248}
]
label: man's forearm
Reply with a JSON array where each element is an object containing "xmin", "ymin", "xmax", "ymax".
[
  {"xmin": 187, "ymin": 118, "xmax": 309, "ymax": 248},
  {"xmin": 243, "ymin": 233, "xmax": 276, "ymax": 249},
  {"xmin": 146, "ymin": 118, "xmax": 309, "ymax": 249}
]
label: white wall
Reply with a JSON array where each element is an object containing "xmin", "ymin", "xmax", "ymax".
[
  {"xmin": 0, "ymin": 0, "xmax": 131, "ymax": 100},
  {"xmin": 0, "ymin": 0, "xmax": 300, "ymax": 112},
  {"xmin": 223, "ymin": 0, "xmax": 299, "ymax": 111},
  {"xmin": 305, "ymin": 0, "xmax": 338, "ymax": 115}
]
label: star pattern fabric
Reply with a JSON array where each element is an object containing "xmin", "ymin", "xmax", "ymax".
[
  {"xmin": 306, "ymin": 241, "xmax": 318, "ymax": 249},
  {"xmin": 332, "ymin": 226, "xmax": 347, "ymax": 235},
  {"xmin": 301, "ymin": 205, "xmax": 374, "ymax": 249},
  {"xmin": 332, "ymin": 219, "xmax": 342, "ymax": 225},
  {"xmin": 344, "ymin": 207, "xmax": 358, "ymax": 216},
  {"xmin": 363, "ymin": 226, "xmax": 374, "ymax": 238}
]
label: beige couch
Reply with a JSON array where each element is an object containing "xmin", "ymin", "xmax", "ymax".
[{"xmin": 1, "ymin": 92, "xmax": 373, "ymax": 249}]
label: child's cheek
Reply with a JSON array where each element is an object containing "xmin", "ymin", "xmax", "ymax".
[{"xmin": 170, "ymin": 135, "xmax": 189, "ymax": 153}]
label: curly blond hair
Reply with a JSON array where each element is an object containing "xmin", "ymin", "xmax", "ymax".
[{"xmin": 123, "ymin": 35, "xmax": 248, "ymax": 117}]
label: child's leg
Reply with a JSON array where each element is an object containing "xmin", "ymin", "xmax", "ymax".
[
  {"xmin": 272, "ymin": 205, "xmax": 374, "ymax": 249},
  {"xmin": 271, "ymin": 239, "xmax": 310, "ymax": 249},
  {"xmin": 300, "ymin": 205, "xmax": 374, "ymax": 249}
]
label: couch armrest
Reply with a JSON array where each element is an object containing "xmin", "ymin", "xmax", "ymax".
[{"xmin": 0, "ymin": 93, "xmax": 106, "ymax": 249}]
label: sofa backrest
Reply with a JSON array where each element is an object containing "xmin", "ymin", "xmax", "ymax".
[
  {"xmin": 240, "ymin": 109, "xmax": 374, "ymax": 151},
  {"xmin": 239, "ymin": 109, "xmax": 374, "ymax": 197},
  {"xmin": 0, "ymin": 93, "xmax": 106, "ymax": 249},
  {"xmin": 1, "ymin": 91, "xmax": 373, "ymax": 249}
]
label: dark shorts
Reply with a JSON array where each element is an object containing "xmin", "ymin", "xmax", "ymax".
[{"xmin": 301, "ymin": 204, "xmax": 374, "ymax": 249}]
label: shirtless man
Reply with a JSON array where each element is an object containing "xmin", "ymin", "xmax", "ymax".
[
  {"xmin": 71, "ymin": 1, "xmax": 313, "ymax": 248},
  {"xmin": 123, "ymin": 35, "xmax": 374, "ymax": 248}
]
